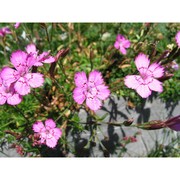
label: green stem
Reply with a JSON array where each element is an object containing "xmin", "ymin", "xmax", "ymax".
[
  {"xmin": 13, "ymin": 106, "xmax": 30, "ymax": 124},
  {"xmin": 0, "ymin": 119, "xmax": 16, "ymax": 129}
]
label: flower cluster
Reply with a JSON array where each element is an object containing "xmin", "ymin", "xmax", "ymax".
[
  {"xmin": 32, "ymin": 119, "xmax": 62, "ymax": 148},
  {"xmin": 0, "ymin": 44, "xmax": 55, "ymax": 105},
  {"xmin": 73, "ymin": 70, "xmax": 110, "ymax": 111}
]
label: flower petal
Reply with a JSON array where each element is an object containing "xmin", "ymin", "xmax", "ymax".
[
  {"xmin": 33, "ymin": 121, "xmax": 45, "ymax": 133},
  {"xmin": 123, "ymin": 39, "xmax": 131, "ymax": 48},
  {"xmin": 120, "ymin": 46, "xmax": 127, "ymax": 55},
  {"xmin": 136, "ymin": 84, "xmax": 152, "ymax": 98},
  {"xmin": 0, "ymin": 93, "xmax": 7, "ymax": 105},
  {"xmin": 124, "ymin": 75, "xmax": 142, "ymax": 89},
  {"xmin": 88, "ymin": 70, "xmax": 104, "ymax": 87},
  {"xmin": 10, "ymin": 50, "xmax": 28, "ymax": 72},
  {"xmin": 14, "ymin": 77, "xmax": 31, "ymax": 95},
  {"xmin": 175, "ymin": 31, "xmax": 180, "ymax": 48},
  {"xmin": 135, "ymin": 53, "xmax": 150, "ymax": 71},
  {"xmin": 45, "ymin": 119, "xmax": 56, "ymax": 129},
  {"xmin": 0, "ymin": 67, "xmax": 19, "ymax": 86},
  {"xmin": 96, "ymin": 85, "xmax": 110, "ymax": 100},
  {"xmin": 7, "ymin": 93, "xmax": 22, "ymax": 105},
  {"xmin": 86, "ymin": 94, "xmax": 102, "ymax": 111},
  {"xmin": 50, "ymin": 128, "xmax": 62, "ymax": 140},
  {"xmin": 34, "ymin": 62, "xmax": 44, "ymax": 66},
  {"xmin": 38, "ymin": 52, "xmax": 55, "ymax": 64},
  {"xmin": 26, "ymin": 44, "xmax": 37, "ymax": 54},
  {"xmin": 114, "ymin": 41, "xmax": 120, "ymax": 49},
  {"xmin": 148, "ymin": 63, "xmax": 164, "ymax": 78},
  {"xmin": 74, "ymin": 72, "xmax": 88, "ymax": 88},
  {"xmin": 148, "ymin": 78, "xmax": 163, "ymax": 92},
  {"xmin": 73, "ymin": 87, "xmax": 86, "ymax": 104},
  {"xmin": 25, "ymin": 73, "xmax": 44, "ymax": 88},
  {"xmin": 46, "ymin": 137, "xmax": 58, "ymax": 148}
]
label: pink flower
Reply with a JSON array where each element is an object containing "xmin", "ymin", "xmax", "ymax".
[
  {"xmin": 73, "ymin": 70, "xmax": 110, "ymax": 111},
  {"xmin": 32, "ymin": 119, "xmax": 62, "ymax": 148},
  {"xmin": 114, "ymin": 34, "xmax": 131, "ymax": 55},
  {"xmin": 124, "ymin": 53, "xmax": 164, "ymax": 98},
  {"xmin": 0, "ymin": 76, "xmax": 22, "ymax": 105},
  {"xmin": 26, "ymin": 44, "xmax": 55, "ymax": 66},
  {"xmin": 0, "ymin": 27, "xmax": 11, "ymax": 37},
  {"xmin": 14, "ymin": 23, "xmax": 21, "ymax": 29},
  {"xmin": 175, "ymin": 31, "xmax": 180, "ymax": 48},
  {"xmin": 0, "ymin": 50, "xmax": 44, "ymax": 96}
]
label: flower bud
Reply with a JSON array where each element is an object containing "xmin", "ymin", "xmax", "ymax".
[
  {"xmin": 164, "ymin": 115, "xmax": 180, "ymax": 131},
  {"xmin": 137, "ymin": 120, "xmax": 166, "ymax": 130}
]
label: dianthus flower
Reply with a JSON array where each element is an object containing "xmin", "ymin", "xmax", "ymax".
[
  {"xmin": 124, "ymin": 53, "xmax": 164, "ymax": 98},
  {"xmin": 0, "ymin": 50, "xmax": 44, "ymax": 95},
  {"xmin": 0, "ymin": 27, "xmax": 11, "ymax": 37},
  {"xmin": 26, "ymin": 44, "xmax": 55, "ymax": 66},
  {"xmin": 14, "ymin": 23, "xmax": 21, "ymax": 29},
  {"xmin": 73, "ymin": 70, "xmax": 110, "ymax": 111},
  {"xmin": 114, "ymin": 34, "xmax": 131, "ymax": 55},
  {"xmin": 175, "ymin": 31, "xmax": 180, "ymax": 48},
  {"xmin": 32, "ymin": 119, "xmax": 62, "ymax": 148}
]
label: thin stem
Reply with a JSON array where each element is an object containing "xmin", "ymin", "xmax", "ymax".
[
  {"xmin": 12, "ymin": 106, "xmax": 30, "ymax": 124},
  {"xmin": 0, "ymin": 119, "xmax": 16, "ymax": 129},
  {"xmin": 44, "ymin": 24, "xmax": 51, "ymax": 50}
]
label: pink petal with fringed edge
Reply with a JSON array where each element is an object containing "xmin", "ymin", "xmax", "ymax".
[
  {"xmin": 33, "ymin": 121, "xmax": 45, "ymax": 133},
  {"xmin": 135, "ymin": 53, "xmax": 150, "ymax": 71},
  {"xmin": 148, "ymin": 63, "xmax": 164, "ymax": 78},
  {"xmin": 14, "ymin": 77, "xmax": 31, "ymax": 95},
  {"xmin": 45, "ymin": 119, "xmax": 56, "ymax": 129},
  {"xmin": 124, "ymin": 75, "xmax": 141, "ymax": 89},
  {"xmin": 114, "ymin": 41, "xmax": 120, "ymax": 49},
  {"xmin": 120, "ymin": 46, "xmax": 127, "ymax": 55},
  {"xmin": 38, "ymin": 52, "xmax": 55, "ymax": 64},
  {"xmin": 46, "ymin": 137, "xmax": 58, "ymax": 148},
  {"xmin": 7, "ymin": 93, "xmax": 22, "ymax": 105},
  {"xmin": 0, "ymin": 67, "xmax": 20, "ymax": 86},
  {"xmin": 88, "ymin": 70, "xmax": 104, "ymax": 87},
  {"xmin": 26, "ymin": 44, "xmax": 37, "ymax": 54},
  {"xmin": 74, "ymin": 72, "xmax": 88, "ymax": 88},
  {"xmin": 96, "ymin": 85, "xmax": 110, "ymax": 100},
  {"xmin": 25, "ymin": 73, "xmax": 44, "ymax": 88},
  {"xmin": 0, "ymin": 93, "xmax": 7, "ymax": 105},
  {"xmin": 26, "ymin": 55, "xmax": 38, "ymax": 68},
  {"xmin": 73, "ymin": 87, "xmax": 86, "ymax": 104},
  {"xmin": 50, "ymin": 128, "xmax": 62, "ymax": 140},
  {"xmin": 116, "ymin": 34, "xmax": 124, "ymax": 41},
  {"xmin": 10, "ymin": 50, "xmax": 28, "ymax": 73},
  {"xmin": 123, "ymin": 39, "xmax": 131, "ymax": 48},
  {"xmin": 42, "ymin": 56, "xmax": 55, "ymax": 63},
  {"xmin": 136, "ymin": 84, "xmax": 152, "ymax": 98},
  {"xmin": 148, "ymin": 78, "xmax": 163, "ymax": 92},
  {"xmin": 34, "ymin": 62, "xmax": 43, "ymax": 66},
  {"xmin": 86, "ymin": 94, "xmax": 102, "ymax": 111}
]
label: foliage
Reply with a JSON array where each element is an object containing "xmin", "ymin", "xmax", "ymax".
[{"xmin": 0, "ymin": 23, "xmax": 179, "ymax": 157}]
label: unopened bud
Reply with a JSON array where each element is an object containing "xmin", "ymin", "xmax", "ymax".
[
  {"xmin": 164, "ymin": 115, "xmax": 180, "ymax": 131},
  {"xmin": 137, "ymin": 120, "xmax": 166, "ymax": 130}
]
